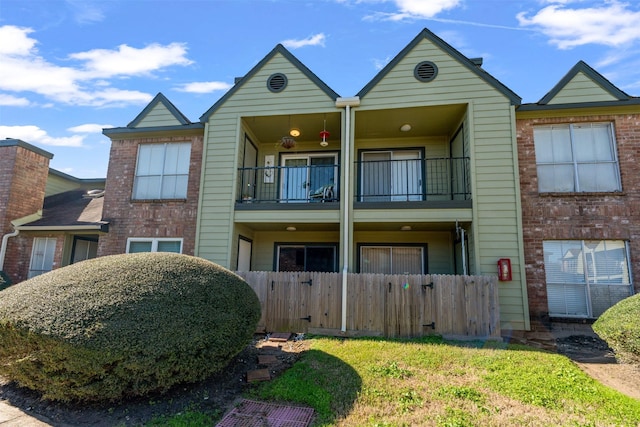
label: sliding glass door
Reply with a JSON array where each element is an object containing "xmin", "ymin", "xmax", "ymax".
[
  {"xmin": 281, "ymin": 153, "xmax": 337, "ymax": 202},
  {"xmin": 361, "ymin": 150, "xmax": 422, "ymax": 202}
]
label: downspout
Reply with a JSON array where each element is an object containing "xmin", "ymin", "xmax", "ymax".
[
  {"xmin": 335, "ymin": 96, "xmax": 360, "ymax": 333},
  {"xmin": 0, "ymin": 228, "xmax": 20, "ymax": 271}
]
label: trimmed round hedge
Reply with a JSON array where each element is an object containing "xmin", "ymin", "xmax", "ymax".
[
  {"xmin": 593, "ymin": 293, "xmax": 640, "ymax": 365},
  {"xmin": 0, "ymin": 252, "xmax": 261, "ymax": 402}
]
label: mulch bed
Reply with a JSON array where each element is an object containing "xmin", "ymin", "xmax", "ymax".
[{"xmin": 0, "ymin": 335, "xmax": 309, "ymax": 426}]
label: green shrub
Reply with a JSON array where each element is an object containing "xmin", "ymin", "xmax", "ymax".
[
  {"xmin": 0, "ymin": 271, "xmax": 10, "ymax": 290},
  {"xmin": 593, "ymin": 293, "xmax": 640, "ymax": 365},
  {"xmin": 0, "ymin": 253, "xmax": 261, "ymax": 402}
]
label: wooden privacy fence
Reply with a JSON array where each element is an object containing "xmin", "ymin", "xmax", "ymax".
[{"xmin": 235, "ymin": 272, "xmax": 500, "ymax": 339}]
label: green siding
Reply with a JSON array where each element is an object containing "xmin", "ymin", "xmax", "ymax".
[
  {"xmin": 45, "ymin": 174, "xmax": 81, "ymax": 196},
  {"xmin": 197, "ymin": 35, "xmax": 528, "ymax": 330},
  {"xmin": 197, "ymin": 53, "xmax": 338, "ymax": 268},
  {"xmin": 359, "ymin": 37, "xmax": 526, "ymax": 329},
  {"xmin": 547, "ymin": 72, "xmax": 618, "ymax": 104},
  {"xmin": 45, "ymin": 173, "xmax": 104, "ymax": 196},
  {"xmin": 135, "ymin": 103, "xmax": 183, "ymax": 127}
]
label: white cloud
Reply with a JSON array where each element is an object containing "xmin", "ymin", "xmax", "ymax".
[
  {"xmin": 70, "ymin": 43, "xmax": 193, "ymax": 78},
  {"xmin": 65, "ymin": 0, "xmax": 106, "ymax": 24},
  {"xmin": 517, "ymin": 1, "xmax": 640, "ymax": 49},
  {"xmin": 175, "ymin": 81, "xmax": 233, "ymax": 93},
  {"xmin": 281, "ymin": 33, "xmax": 326, "ymax": 49},
  {"xmin": 0, "ymin": 125, "xmax": 84, "ymax": 147},
  {"xmin": 373, "ymin": 55, "xmax": 393, "ymax": 70},
  {"xmin": 68, "ymin": 124, "xmax": 113, "ymax": 133},
  {"xmin": 0, "ymin": 25, "xmax": 38, "ymax": 56},
  {"xmin": 366, "ymin": 0, "xmax": 462, "ymax": 21},
  {"xmin": 0, "ymin": 94, "xmax": 30, "ymax": 106},
  {"xmin": 0, "ymin": 25, "xmax": 191, "ymax": 107},
  {"xmin": 394, "ymin": 0, "xmax": 462, "ymax": 18}
]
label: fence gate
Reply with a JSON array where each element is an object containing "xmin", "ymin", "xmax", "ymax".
[
  {"xmin": 384, "ymin": 275, "xmax": 436, "ymax": 337},
  {"xmin": 266, "ymin": 272, "xmax": 310, "ymax": 332}
]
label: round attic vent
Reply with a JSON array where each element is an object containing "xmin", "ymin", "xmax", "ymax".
[
  {"xmin": 414, "ymin": 61, "xmax": 438, "ymax": 82},
  {"xmin": 267, "ymin": 73, "xmax": 288, "ymax": 93}
]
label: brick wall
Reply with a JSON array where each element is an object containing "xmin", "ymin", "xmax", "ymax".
[
  {"xmin": 98, "ymin": 135, "xmax": 203, "ymax": 256},
  {"xmin": 0, "ymin": 144, "xmax": 51, "ymax": 283},
  {"xmin": 517, "ymin": 113, "xmax": 640, "ymax": 320},
  {"xmin": 4, "ymin": 234, "xmax": 66, "ymax": 282}
]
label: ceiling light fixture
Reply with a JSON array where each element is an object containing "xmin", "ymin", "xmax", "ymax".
[
  {"xmin": 400, "ymin": 123, "xmax": 412, "ymax": 132},
  {"xmin": 289, "ymin": 128, "xmax": 301, "ymax": 137},
  {"xmin": 286, "ymin": 226, "xmax": 297, "ymax": 231}
]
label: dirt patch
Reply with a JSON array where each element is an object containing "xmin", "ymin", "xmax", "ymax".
[
  {"xmin": 555, "ymin": 334, "xmax": 640, "ymax": 400},
  {"xmin": 0, "ymin": 335, "xmax": 310, "ymax": 426}
]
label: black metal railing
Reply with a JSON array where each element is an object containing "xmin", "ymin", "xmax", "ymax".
[
  {"xmin": 236, "ymin": 157, "xmax": 470, "ymax": 204},
  {"xmin": 237, "ymin": 164, "xmax": 340, "ymax": 203},
  {"xmin": 354, "ymin": 157, "xmax": 470, "ymax": 202}
]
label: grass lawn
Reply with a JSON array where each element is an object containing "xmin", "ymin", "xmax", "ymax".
[{"xmin": 248, "ymin": 335, "xmax": 640, "ymax": 427}]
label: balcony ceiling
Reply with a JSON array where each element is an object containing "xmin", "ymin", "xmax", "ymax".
[
  {"xmin": 244, "ymin": 104, "xmax": 467, "ymax": 144},
  {"xmin": 244, "ymin": 113, "xmax": 342, "ymax": 146},
  {"xmin": 355, "ymin": 104, "xmax": 468, "ymax": 139}
]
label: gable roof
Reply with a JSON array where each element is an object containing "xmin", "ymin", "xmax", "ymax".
[
  {"xmin": 129, "ymin": 92, "xmax": 192, "ymax": 127},
  {"xmin": 538, "ymin": 61, "xmax": 630, "ymax": 105},
  {"xmin": 356, "ymin": 28, "xmax": 521, "ymax": 105},
  {"xmin": 199, "ymin": 44, "xmax": 340, "ymax": 123},
  {"xmin": 103, "ymin": 93, "xmax": 203, "ymax": 136}
]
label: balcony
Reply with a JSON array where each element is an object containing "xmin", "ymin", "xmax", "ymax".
[
  {"xmin": 236, "ymin": 157, "xmax": 470, "ymax": 207},
  {"xmin": 354, "ymin": 157, "xmax": 471, "ymax": 204},
  {"xmin": 237, "ymin": 164, "xmax": 340, "ymax": 205}
]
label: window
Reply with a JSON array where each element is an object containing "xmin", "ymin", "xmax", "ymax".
[
  {"xmin": 544, "ymin": 240, "xmax": 632, "ymax": 318},
  {"xmin": 360, "ymin": 150, "xmax": 423, "ymax": 202},
  {"xmin": 534, "ymin": 123, "xmax": 620, "ymax": 192},
  {"xmin": 359, "ymin": 245, "xmax": 426, "ymax": 274},
  {"xmin": 71, "ymin": 237, "xmax": 98, "ymax": 264},
  {"xmin": 276, "ymin": 244, "xmax": 337, "ymax": 272},
  {"xmin": 133, "ymin": 142, "xmax": 191, "ymax": 199},
  {"xmin": 126, "ymin": 238, "xmax": 183, "ymax": 254},
  {"xmin": 28, "ymin": 237, "xmax": 56, "ymax": 278}
]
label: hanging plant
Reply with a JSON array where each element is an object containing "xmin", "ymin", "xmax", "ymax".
[{"xmin": 280, "ymin": 136, "xmax": 296, "ymax": 149}]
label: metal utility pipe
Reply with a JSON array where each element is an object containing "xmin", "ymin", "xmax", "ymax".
[
  {"xmin": 0, "ymin": 228, "xmax": 20, "ymax": 271},
  {"xmin": 335, "ymin": 97, "xmax": 360, "ymax": 333}
]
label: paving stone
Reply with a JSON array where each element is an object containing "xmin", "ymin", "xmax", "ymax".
[
  {"xmin": 258, "ymin": 355, "xmax": 278, "ymax": 365},
  {"xmin": 246, "ymin": 368, "xmax": 270, "ymax": 383},
  {"xmin": 259, "ymin": 341, "xmax": 282, "ymax": 349},
  {"xmin": 268, "ymin": 332, "xmax": 292, "ymax": 342}
]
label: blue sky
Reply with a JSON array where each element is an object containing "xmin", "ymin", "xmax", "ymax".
[{"xmin": 1, "ymin": 0, "xmax": 639, "ymax": 178}]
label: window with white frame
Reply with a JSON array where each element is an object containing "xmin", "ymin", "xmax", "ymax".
[
  {"xmin": 534, "ymin": 123, "xmax": 621, "ymax": 193},
  {"xmin": 126, "ymin": 238, "xmax": 183, "ymax": 254},
  {"xmin": 544, "ymin": 240, "xmax": 632, "ymax": 318},
  {"xmin": 28, "ymin": 237, "xmax": 56, "ymax": 278},
  {"xmin": 359, "ymin": 245, "xmax": 426, "ymax": 274},
  {"xmin": 132, "ymin": 142, "xmax": 191, "ymax": 199}
]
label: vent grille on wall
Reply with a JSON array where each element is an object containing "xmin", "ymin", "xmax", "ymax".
[
  {"xmin": 414, "ymin": 61, "xmax": 438, "ymax": 82},
  {"xmin": 267, "ymin": 73, "xmax": 288, "ymax": 92}
]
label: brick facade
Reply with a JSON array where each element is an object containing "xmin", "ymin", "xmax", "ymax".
[
  {"xmin": 0, "ymin": 143, "xmax": 52, "ymax": 283},
  {"xmin": 4, "ymin": 234, "xmax": 66, "ymax": 282},
  {"xmin": 517, "ymin": 113, "xmax": 640, "ymax": 321},
  {"xmin": 98, "ymin": 135, "xmax": 203, "ymax": 256}
]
